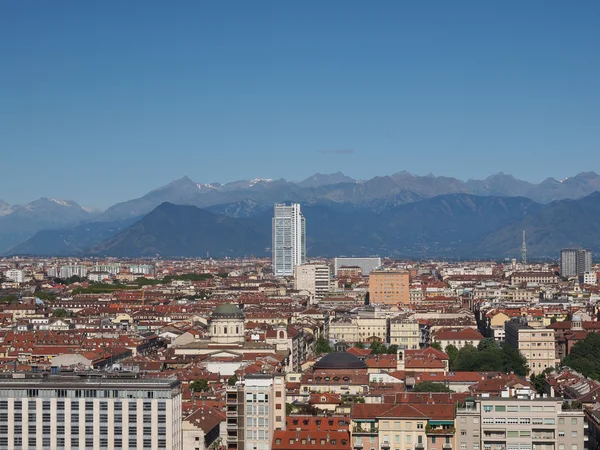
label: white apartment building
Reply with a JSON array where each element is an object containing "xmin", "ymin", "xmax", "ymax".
[
  {"xmin": 272, "ymin": 203, "xmax": 306, "ymax": 277},
  {"xmin": 294, "ymin": 264, "xmax": 331, "ymax": 302},
  {"xmin": 333, "ymin": 257, "xmax": 381, "ymax": 276},
  {"xmin": 505, "ymin": 319, "xmax": 556, "ymax": 376},
  {"xmin": 456, "ymin": 395, "xmax": 586, "ymax": 450},
  {"xmin": 225, "ymin": 374, "xmax": 286, "ymax": 450},
  {"xmin": 560, "ymin": 248, "xmax": 592, "ymax": 278},
  {"xmin": 0, "ymin": 372, "xmax": 182, "ymax": 450},
  {"xmin": 58, "ymin": 265, "xmax": 88, "ymax": 279},
  {"xmin": 4, "ymin": 269, "xmax": 24, "ymax": 283},
  {"xmin": 389, "ymin": 317, "xmax": 420, "ymax": 349}
]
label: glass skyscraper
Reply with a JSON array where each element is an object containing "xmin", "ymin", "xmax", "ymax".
[{"xmin": 272, "ymin": 203, "xmax": 306, "ymax": 277}]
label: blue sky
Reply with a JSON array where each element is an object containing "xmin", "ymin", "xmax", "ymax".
[{"xmin": 1, "ymin": 1, "xmax": 599, "ymax": 208}]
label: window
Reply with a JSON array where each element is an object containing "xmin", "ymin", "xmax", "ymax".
[
  {"xmin": 571, "ymin": 418, "xmax": 578, "ymax": 425},
  {"xmin": 495, "ymin": 405, "xmax": 506, "ymax": 412}
]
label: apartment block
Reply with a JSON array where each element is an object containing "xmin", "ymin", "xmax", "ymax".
[
  {"xmin": 505, "ymin": 319, "xmax": 556, "ymax": 375},
  {"xmin": 328, "ymin": 317, "xmax": 388, "ymax": 344},
  {"xmin": 294, "ymin": 264, "xmax": 331, "ymax": 301},
  {"xmin": 369, "ymin": 270, "xmax": 410, "ymax": 305},
  {"xmin": 226, "ymin": 374, "xmax": 286, "ymax": 450},
  {"xmin": 456, "ymin": 396, "xmax": 585, "ymax": 450},
  {"xmin": 0, "ymin": 372, "xmax": 182, "ymax": 450},
  {"xmin": 389, "ymin": 318, "xmax": 420, "ymax": 350}
]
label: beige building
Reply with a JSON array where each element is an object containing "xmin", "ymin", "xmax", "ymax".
[
  {"xmin": 0, "ymin": 372, "xmax": 182, "ymax": 450},
  {"xmin": 226, "ymin": 374, "xmax": 286, "ymax": 450},
  {"xmin": 294, "ymin": 264, "xmax": 331, "ymax": 301},
  {"xmin": 456, "ymin": 395, "xmax": 585, "ymax": 450},
  {"xmin": 505, "ymin": 319, "xmax": 556, "ymax": 375},
  {"xmin": 369, "ymin": 270, "xmax": 410, "ymax": 305},
  {"xmin": 389, "ymin": 318, "xmax": 420, "ymax": 350},
  {"xmin": 328, "ymin": 317, "xmax": 388, "ymax": 343}
]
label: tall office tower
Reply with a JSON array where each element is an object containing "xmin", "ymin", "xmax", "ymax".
[
  {"xmin": 560, "ymin": 248, "xmax": 592, "ymax": 277},
  {"xmin": 272, "ymin": 203, "xmax": 306, "ymax": 277},
  {"xmin": 294, "ymin": 264, "xmax": 331, "ymax": 302},
  {"xmin": 226, "ymin": 374, "xmax": 286, "ymax": 450},
  {"xmin": 0, "ymin": 371, "xmax": 182, "ymax": 450}
]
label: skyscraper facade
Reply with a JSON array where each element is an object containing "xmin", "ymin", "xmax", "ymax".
[
  {"xmin": 560, "ymin": 248, "xmax": 592, "ymax": 277},
  {"xmin": 272, "ymin": 203, "xmax": 306, "ymax": 277}
]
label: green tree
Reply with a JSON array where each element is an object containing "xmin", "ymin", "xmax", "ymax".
[
  {"xmin": 189, "ymin": 379, "xmax": 209, "ymax": 392},
  {"xmin": 478, "ymin": 338, "xmax": 499, "ymax": 352},
  {"xmin": 445, "ymin": 344, "xmax": 459, "ymax": 370},
  {"xmin": 430, "ymin": 341, "xmax": 443, "ymax": 351},
  {"xmin": 530, "ymin": 368, "xmax": 553, "ymax": 395},
  {"xmin": 563, "ymin": 333, "xmax": 600, "ymax": 380},
  {"xmin": 412, "ymin": 382, "xmax": 453, "ymax": 393},
  {"xmin": 387, "ymin": 344, "xmax": 398, "ymax": 355},
  {"xmin": 286, "ymin": 403, "xmax": 295, "ymax": 415},
  {"xmin": 228, "ymin": 374, "xmax": 238, "ymax": 386},
  {"xmin": 369, "ymin": 341, "xmax": 387, "ymax": 355},
  {"xmin": 52, "ymin": 308, "xmax": 69, "ymax": 318},
  {"xmin": 354, "ymin": 342, "xmax": 365, "ymax": 349},
  {"xmin": 453, "ymin": 342, "xmax": 528, "ymax": 376},
  {"xmin": 315, "ymin": 337, "xmax": 332, "ymax": 354}
]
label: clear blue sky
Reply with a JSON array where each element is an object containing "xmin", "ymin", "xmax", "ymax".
[{"xmin": 1, "ymin": 1, "xmax": 599, "ymax": 209}]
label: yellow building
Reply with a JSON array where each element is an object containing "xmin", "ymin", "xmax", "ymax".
[{"xmin": 505, "ymin": 319, "xmax": 556, "ymax": 375}]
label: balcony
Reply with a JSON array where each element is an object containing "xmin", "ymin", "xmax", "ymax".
[
  {"xmin": 426, "ymin": 426, "xmax": 456, "ymax": 435},
  {"xmin": 443, "ymin": 444, "xmax": 452, "ymax": 449},
  {"xmin": 532, "ymin": 432, "xmax": 554, "ymax": 440},
  {"xmin": 415, "ymin": 443, "xmax": 424, "ymax": 450},
  {"xmin": 381, "ymin": 441, "xmax": 390, "ymax": 450},
  {"xmin": 353, "ymin": 426, "xmax": 378, "ymax": 434}
]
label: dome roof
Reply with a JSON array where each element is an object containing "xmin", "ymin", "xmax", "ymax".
[
  {"xmin": 313, "ymin": 352, "xmax": 367, "ymax": 370},
  {"xmin": 212, "ymin": 303, "xmax": 244, "ymax": 319}
]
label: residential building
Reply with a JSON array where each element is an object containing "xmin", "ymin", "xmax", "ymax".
[
  {"xmin": 560, "ymin": 248, "xmax": 592, "ymax": 277},
  {"xmin": 510, "ymin": 272, "xmax": 557, "ymax": 286},
  {"xmin": 389, "ymin": 318, "xmax": 420, "ymax": 350},
  {"xmin": 58, "ymin": 265, "xmax": 88, "ymax": 279},
  {"xmin": 272, "ymin": 203, "xmax": 306, "ymax": 277},
  {"xmin": 333, "ymin": 258, "xmax": 381, "ymax": 276},
  {"xmin": 456, "ymin": 395, "xmax": 585, "ymax": 450},
  {"xmin": 4, "ymin": 269, "xmax": 24, "ymax": 283},
  {"xmin": 505, "ymin": 319, "xmax": 556, "ymax": 375},
  {"xmin": 328, "ymin": 317, "xmax": 388, "ymax": 344},
  {"xmin": 294, "ymin": 264, "xmax": 331, "ymax": 302},
  {"xmin": 432, "ymin": 328, "xmax": 484, "ymax": 351},
  {"xmin": 0, "ymin": 371, "xmax": 182, "ymax": 450},
  {"xmin": 369, "ymin": 270, "xmax": 410, "ymax": 305},
  {"xmin": 225, "ymin": 373, "xmax": 286, "ymax": 450}
]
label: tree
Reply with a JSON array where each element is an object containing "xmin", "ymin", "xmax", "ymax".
[
  {"xmin": 369, "ymin": 341, "xmax": 387, "ymax": 355},
  {"xmin": 563, "ymin": 333, "xmax": 600, "ymax": 380},
  {"xmin": 453, "ymin": 342, "xmax": 528, "ymax": 376},
  {"xmin": 189, "ymin": 379, "xmax": 209, "ymax": 392},
  {"xmin": 228, "ymin": 374, "xmax": 238, "ymax": 386},
  {"xmin": 315, "ymin": 337, "xmax": 332, "ymax": 354},
  {"xmin": 478, "ymin": 338, "xmax": 499, "ymax": 352},
  {"xmin": 387, "ymin": 344, "xmax": 398, "ymax": 355},
  {"xmin": 530, "ymin": 368, "xmax": 553, "ymax": 395},
  {"xmin": 286, "ymin": 403, "xmax": 295, "ymax": 415},
  {"xmin": 412, "ymin": 382, "xmax": 453, "ymax": 393},
  {"xmin": 52, "ymin": 308, "xmax": 69, "ymax": 318},
  {"xmin": 430, "ymin": 341, "xmax": 443, "ymax": 351},
  {"xmin": 354, "ymin": 342, "xmax": 365, "ymax": 349},
  {"xmin": 445, "ymin": 344, "xmax": 459, "ymax": 370}
]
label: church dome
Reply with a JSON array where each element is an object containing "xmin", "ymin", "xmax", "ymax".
[
  {"xmin": 212, "ymin": 303, "xmax": 244, "ymax": 319},
  {"xmin": 313, "ymin": 352, "xmax": 367, "ymax": 370}
]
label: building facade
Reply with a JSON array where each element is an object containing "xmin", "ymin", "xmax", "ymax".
[
  {"xmin": 226, "ymin": 374, "xmax": 286, "ymax": 450},
  {"xmin": 505, "ymin": 319, "xmax": 556, "ymax": 376},
  {"xmin": 272, "ymin": 203, "xmax": 306, "ymax": 277},
  {"xmin": 369, "ymin": 270, "xmax": 410, "ymax": 305},
  {"xmin": 560, "ymin": 249, "xmax": 592, "ymax": 278},
  {"xmin": 294, "ymin": 264, "xmax": 331, "ymax": 301},
  {"xmin": 0, "ymin": 372, "xmax": 182, "ymax": 450},
  {"xmin": 456, "ymin": 396, "xmax": 585, "ymax": 450},
  {"xmin": 389, "ymin": 318, "xmax": 420, "ymax": 350}
]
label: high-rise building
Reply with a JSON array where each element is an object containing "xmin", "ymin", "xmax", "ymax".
[
  {"xmin": 560, "ymin": 248, "xmax": 592, "ymax": 277},
  {"xmin": 225, "ymin": 374, "xmax": 286, "ymax": 450},
  {"xmin": 368, "ymin": 270, "xmax": 410, "ymax": 305},
  {"xmin": 0, "ymin": 371, "xmax": 182, "ymax": 450},
  {"xmin": 272, "ymin": 203, "xmax": 306, "ymax": 277},
  {"xmin": 504, "ymin": 318, "xmax": 556, "ymax": 375},
  {"xmin": 294, "ymin": 264, "xmax": 331, "ymax": 301}
]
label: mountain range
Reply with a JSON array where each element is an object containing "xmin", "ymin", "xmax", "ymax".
[{"xmin": 5, "ymin": 170, "xmax": 600, "ymax": 258}]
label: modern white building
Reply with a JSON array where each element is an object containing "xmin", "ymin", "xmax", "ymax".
[
  {"xmin": 333, "ymin": 257, "xmax": 381, "ymax": 276},
  {"xmin": 4, "ymin": 269, "xmax": 24, "ymax": 283},
  {"xmin": 58, "ymin": 265, "xmax": 88, "ymax": 279},
  {"xmin": 226, "ymin": 373, "xmax": 286, "ymax": 450},
  {"xmin": 272, "ymin": 203, "xmax": 306, "ymax": 277},
  {"xmin": 294, "ymin": 264, "xmax": 330, "ymax": 301},
  {"xmin": 0, "ymin": 371, "xmax": 182, "ymax": 450}
]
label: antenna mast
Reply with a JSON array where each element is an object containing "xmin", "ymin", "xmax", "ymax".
[{"xmin": 521, "ymin": 230, "xmax": 527, "ymax": 265}]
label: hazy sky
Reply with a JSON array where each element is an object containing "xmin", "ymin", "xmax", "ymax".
[{"xmin": 1, "ymin": 1, "xmax": 599, "ymax": 208}]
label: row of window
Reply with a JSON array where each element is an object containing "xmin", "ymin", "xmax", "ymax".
[
  {"xmin": 0, "ymin": 389, "xmax": 172, "ymax": 399},
  {"xmin": 482, "ymin": 404, "xmax": 556, "ymax": 413},
  {"xmin": 0, "ymin": 399, "xmax": 167, "ymax": 411}
]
